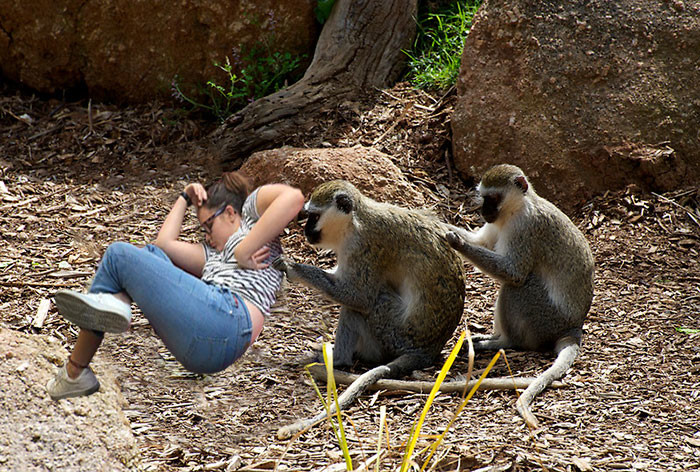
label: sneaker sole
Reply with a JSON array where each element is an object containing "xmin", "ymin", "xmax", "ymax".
[
  {"xmin": 54, "ymin": 291, "xmax": 131, "ymax": 333},
  {"xmin": 48, "ymin": 379, "xmax": 101, "ymax": 401}
]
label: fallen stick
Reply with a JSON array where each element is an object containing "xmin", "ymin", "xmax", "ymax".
[{"xmin": 306, "ymin": 364, "xmax": 565, "ymax": 394}]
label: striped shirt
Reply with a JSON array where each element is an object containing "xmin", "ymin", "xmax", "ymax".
[{"xmin": 201, "ymin": 189, "xmax": 283, "ymax": 316}]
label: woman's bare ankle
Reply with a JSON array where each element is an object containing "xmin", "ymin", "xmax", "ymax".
[
  {"xmin": 66, "ymin": 363, "xmax": 82, "ymax": 379},
  {"xmin": 66, "ymin": 356, "xmax": 87, "ymax": 379},
  {"xmin": 112, "ymin": 291, "xmax": 132, "ymax": 306}
]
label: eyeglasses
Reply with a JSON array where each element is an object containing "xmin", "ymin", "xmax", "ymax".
[{"xmin": 200, "ymin": 205, "xmax": 227, "ymax": 234}]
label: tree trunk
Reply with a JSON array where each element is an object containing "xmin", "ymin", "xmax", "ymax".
[{"xmin": 215, "ymin": 0, "xmax": 418, "ymax": 165}]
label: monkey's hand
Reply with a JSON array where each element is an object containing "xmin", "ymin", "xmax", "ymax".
[
  {"xmin": 446, "ymin": 231, "xmax": 469, "ymax": 252},
  {"xmin": 271, "ymin": 256, "xmax": 291, "ymax": 275}
]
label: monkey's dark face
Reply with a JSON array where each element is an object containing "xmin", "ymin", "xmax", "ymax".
[
  {"xmin": 302, "ymin": 193, "xmax": 354, "ymax": 251},
  {"xmin": 304, "ymin": 211, "xmax": 322, "ymax": 245},
  {"xmin": 303, "ymin": 183, "xmax": 356, "ymax": 251},
  {"xmin": 481, "ymin": 193, "xmax": 502, "ymax": 223}
]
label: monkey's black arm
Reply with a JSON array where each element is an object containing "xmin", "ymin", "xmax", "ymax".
[
  {"xmin": 278, "ymin": 260, "xmax": 374, "ymax": 313},
  {"xmin": 446, "ymin": 232, "xmax": 528, "ymax": 285}
]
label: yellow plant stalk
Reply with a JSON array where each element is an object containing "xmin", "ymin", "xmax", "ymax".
[
  {"xmin": 400, "ymin": 331, "xmax": 466, "ymax": 472},
  {"xmin": 322, "ymin": 343, "xmax": 353, "ymax": 471},
  {"xmin": 376, "ymin": 405, "xmax": 386, "ymax": 472},
  {"xmin": 421, "ymin": 350, "xmax": 502, "ymax": 471}
]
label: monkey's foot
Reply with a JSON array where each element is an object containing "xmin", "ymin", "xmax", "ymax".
[
  {"xmin": 296, "ymin": 349, "xmax": 323, "ymax": 366},
  {"xmin": 471, "ymin": 335, "xmax": 510, "ymax": 352}
]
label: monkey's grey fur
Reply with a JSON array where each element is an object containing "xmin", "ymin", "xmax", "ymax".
[
  {"xmin": 446, "ymin": 164, "xmax": 594, "ymax": 427},
  {"xmin": 274, "ymin": 180, "xmax": 465, "ymax": 439}
]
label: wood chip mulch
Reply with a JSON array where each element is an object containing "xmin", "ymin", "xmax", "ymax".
[{"xmin": 1, "ymin": 82, "xmax": 699, "ymax": 471}]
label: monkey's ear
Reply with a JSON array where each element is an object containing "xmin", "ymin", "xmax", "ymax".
[
  {"xmin": 334, "ymin": 192, "xmax": 354, "ymax": 213},
  {"xmin": 514, "ymin": 175, "xmax": 529, "ymax": 193}
]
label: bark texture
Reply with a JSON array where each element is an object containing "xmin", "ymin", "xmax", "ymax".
[{"xmin": 216, "ymin": 0, "xmax": 418, "ymax": 164}]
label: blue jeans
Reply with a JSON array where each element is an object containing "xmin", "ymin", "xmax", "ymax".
[{"xmin": 89, "ymin": 242, "xmax": 252, "ymax": 374}]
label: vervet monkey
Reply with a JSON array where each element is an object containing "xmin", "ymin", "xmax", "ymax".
[
  {"xmin": 273, "ymin": 180, "xmax": 465, "ymax": 439},
  {"xmin": 446, "ymin": 164, "xmax": 594, "ymax": 427}
]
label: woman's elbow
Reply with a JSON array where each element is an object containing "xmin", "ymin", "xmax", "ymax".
[
  {"xmin": 153, "ymin": 237, "xmax": 170, "ymax": 252},
  {"xmin": 288, "ymin": 188, "xmax": 305, "ymax": 214},
  {"xmin": 274, "ymin": 186, "xmax": 304, "ymax": 217}
]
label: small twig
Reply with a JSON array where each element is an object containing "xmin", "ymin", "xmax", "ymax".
[
  {"xmin": 432, "ymin": 84, "xmax": 456, "ymax": 112},
  {"xmin": 33, "ymin": 298, "xmax": 51, "ymax": 328},
  {"xmin": 444, "ymin": 148, "xmax": 453, "ymax": 186},
  {"xmin": 5, "ymin": 109, "xmax": 33, "ymax": 125},
  {"xmin": 371, "ymin": 103, "xmax": 413, "ymax": 146},
  {"xmin": 87, "ymin": 98, "xmax": 94, "ymax": 135},
  {"xmin": 371, "ymin": 121, "xmax": 400, "ymax": 146},
  {"xmin": 48, "ymin": 103, "xmax": 65, "ymax": 118},
  {"xmin": 376, "ymin": 87, "xmax": 403, "ymax": 102},
  {"xmin": 0, "ymin": 280, "xmax": 82, "ymax": 288},
  {"xmin": 652, "ymin": 192, "xmax": 700, "ymax": 229},
  {"xmin": 28, "ymin": 124, "xmax": 63, "ymax": 141}
]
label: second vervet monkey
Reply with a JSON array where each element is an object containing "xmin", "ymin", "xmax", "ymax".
[{"xmin": 446, "ymin": 164, "xmax": 594, "ymax": 427}]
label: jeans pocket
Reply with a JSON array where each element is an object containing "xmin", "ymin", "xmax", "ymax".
[{"xmin": 183, "ymin": 336, "xmax": 229, "ymax": 374}]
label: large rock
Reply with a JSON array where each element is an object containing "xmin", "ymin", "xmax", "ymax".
[
  {"xmin": 452, "ymin": 0, "xmax": 700, "ymax": 208},
  {"xmin": 240, "ymin": 146, "xmax": 427, "ymax": 207},
  {"xmin": 0, "ymin": 1, "xmax": 318, "ymax": 103},
  {"xmin": 0, "ymin": 328, "xmax": 138, "ymax": 471}
]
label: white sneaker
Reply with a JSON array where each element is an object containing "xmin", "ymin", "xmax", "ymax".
[
  {"xmin": 46, "ymin": 364, "xmax": 100, "ymax": 400},
  {"xmin": 54, "ymin": 289, "xmax": 132, "ymax": 333}
]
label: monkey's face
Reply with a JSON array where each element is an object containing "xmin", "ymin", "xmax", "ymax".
[
  {"xmin": 304, "ymin": 208, "xmax": 322, "ymax": 245},
  {"xmin": 480, "ymin": 193, "xmax": 502, "ymax": 223},
  {"xmin": 303, "ymin": 192, "xmax": 354, "ymax": 251},
  {"xmin": 479, "ymin": 184, "xmax": 527, "ymax": 225}
]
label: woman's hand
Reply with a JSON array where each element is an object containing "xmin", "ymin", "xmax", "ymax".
[
  {"xmin": 184, "ymin": 183, "xmax": 207, "ymax": 207},
  {"xmin": 236, "ymin": 245, "xmax": 271, "ymax": 270},
  {"xmin": 232, "ymin": 184, "xmax": 304, "ymax": 270},
  {"xmin": 153, "ymin": 181, "xmax": 208, "ymax": 277}
]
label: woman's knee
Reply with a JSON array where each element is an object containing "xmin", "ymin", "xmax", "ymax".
[
  {"xmin": 104, "ymin": 241, "xmax": 137, "ymax": 260},
  {"xmin": 143, "ymin": 244, "xmax": 172, "ymax": 263},
  {"xmin": 104, "ymin": 242, "xmax": 170, "ymax": 265}
]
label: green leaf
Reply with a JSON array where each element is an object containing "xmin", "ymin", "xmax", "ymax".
[
  {"xmin": 315, "ymin": 0, "xmax": 335, "ymax": 24},
  {"xmin": 676, "ymin": 327, "xmax": 700, "ymax": 334},
  {"xmin": 404, "ymin": 0, "xmax": 482, "ymax": 90}
]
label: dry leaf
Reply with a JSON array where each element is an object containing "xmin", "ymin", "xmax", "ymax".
[
  {"xmin": 572, "ymin": 457, "xmax": 593, "ymax": 471},
  {"xmin": 33, "ymin": 298, "xmax": 51, "ymax": 328}
]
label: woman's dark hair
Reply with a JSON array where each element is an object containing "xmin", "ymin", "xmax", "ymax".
[{"xmin": 205, "ymin": 171, "xmax": 252, "ymax": 214}]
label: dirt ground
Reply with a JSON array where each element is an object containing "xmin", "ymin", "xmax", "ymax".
[{"xmin": 1, "ymin": 82, "xmax": 699, "ymax": 471}]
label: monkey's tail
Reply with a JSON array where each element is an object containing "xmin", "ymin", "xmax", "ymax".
[
  {"xmin": 277, "ymin": 365, "xmax": 391, "ymax": 440},
  {"xmin": 516, "ymin": 337, "xmax": 580, "ymax": 429}
]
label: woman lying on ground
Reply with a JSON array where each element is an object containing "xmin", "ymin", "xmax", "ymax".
[{"xmin": 47, "ymin": 171, "xmax": 304, "ymax": 400}]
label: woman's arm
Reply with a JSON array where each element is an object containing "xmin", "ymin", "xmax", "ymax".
[
  {"xmin": 234, "ymin": 184, "xmax": 305, "ymax": 270},
  {"xmin": 154, "ymin": 184, "xmax": 207, "ymax": 277}
]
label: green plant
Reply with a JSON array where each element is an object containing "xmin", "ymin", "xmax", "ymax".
[
  {"xmin": 315, "ymin": 0, "xmax": 336, "ymax": 24},
  {"xmin": 404, "ymin": 1, "xmax": 482, "ymax": 90},
  {"xmin": 321, "ymin": 343, "xmax": 353, "ymax": 470},
  {"xmin": 171, "ymin": 11, "xmax": 305, "ymax": 122},
  {"xmin": 304, "ymin": 344, "xmax": 353, "ymax": 470},
  {"xmin": 676, "ymin": 327, "xmax": 700, "ymax": 334},
  {"xmin": 305, "ymin": 332, "xmax": 501, "ymax": 471}
]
